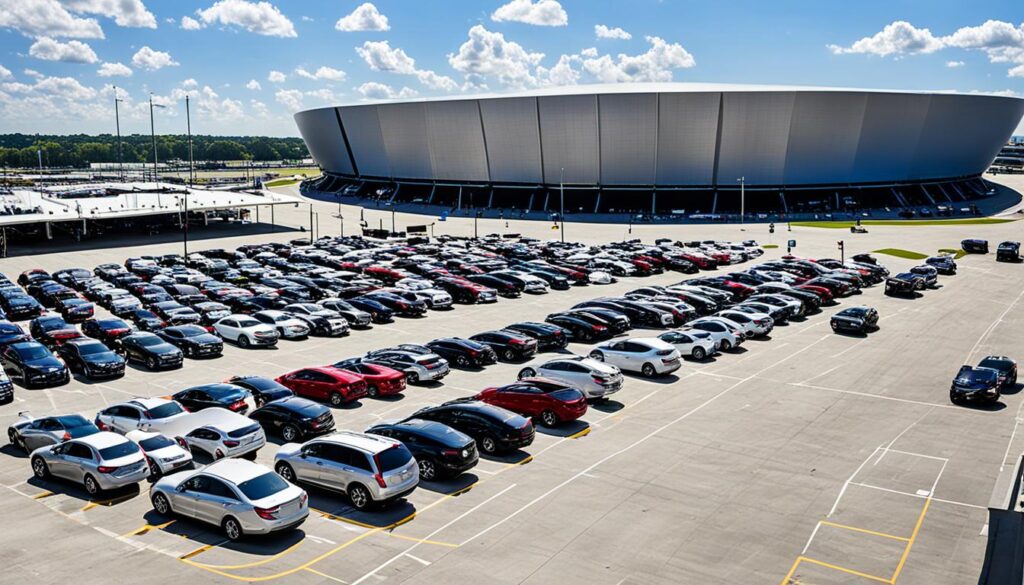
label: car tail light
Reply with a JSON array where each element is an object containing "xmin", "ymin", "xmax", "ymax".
[
  {"xmin": 176, "ymin": 437, "xmax": 190, "ymax": 450},
  {"xmin": 230, "ymin": 400, "xmax": 245, "ymax": 411},
  {"xmin": 223, "ymin": 440, "xmax": 240, "ymax": 447},
  {"xmin": 97, "ymin": 466, "xmax": 117, "ymax": 474},
  {"xmin": 592, "ymin": 375, "xmax": 608, "ymax": 384},
  {"xmin": 592, "ymin": 324, "xmax": 606, "ymax": 331},
  {"xmin": 508, "ymin": 338, "xmax": 524, "ymax": 345},
  {"xmin": 373, "ymin": 473, "xmax": 387, "ymax": 488},
  {"xmin": 62, "ymin": 431, "xmax": 71, "ymax": 440},
  {"xmin": 95, "ymin": 420, "xmax": 108, "ymax": 431},
  {"xmin": 254, "ymin": 506, "xmax": 279, "ymax": 520},
  {"xmin": 299, "ymin": 493, "xmax": 308, "ymax": 506}
]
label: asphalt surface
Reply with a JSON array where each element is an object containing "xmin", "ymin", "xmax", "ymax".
[{"xmin": 2, "ymin": 184, "xmax": 1024, "ymax": 584}]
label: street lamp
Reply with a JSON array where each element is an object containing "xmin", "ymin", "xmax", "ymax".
[
  {"xmin": 737, "ymin": 176, "xmax": 745, "ymax": 230},
  {"xmin": 559, "ymin": 167, "xmax": 565, "ymax": 243},
  {"xmin": 113, "ymin": 86, "xmax": 124, "ymax": 182},
  {"xmin": 149, "ymin": 94, "xmax": 166, "ymax": 187}
]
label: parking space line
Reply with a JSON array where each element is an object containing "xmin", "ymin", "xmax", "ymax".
[
  {"xmin": 190, "ymin": 539, "xmax": 305, "ymax": 570},
  {"xmin": 32, "ymin": 490, "xmax": 54, "ymax": 500},
  {"xmin": 404, "ymin": 553, "xmax": 431, "ymax": 566},
  {"xmin": 180, "ymin": 544, "xmax": 217, "ymax": 561},
  {"xmin": 303, "ymin": 567, "xmax": 348, "ymax": 583},
  {"xmin": 889, "ymin": 499, "xmax": 931, "ymax": 583},
  {"xmin": 848, "ymin": 482, "xmax": 986, "ymax": 510},
  {"xmin": 818, "ymin": 520, "xmax": 910, "ymax": 542},
  {"xmin": 386, "ymin": 532, "xmax": 459, "ymax": 548},
  {"xmin": 790, "ymin": 382, "xmax": 964, "ymax": 411},
  {"xmin": 875, "ymin": 408, "xmax": 934, "ymax": 467},
  {"xmin": 797, "ymin": 556, "xmax": 892, "ymax": 584}
]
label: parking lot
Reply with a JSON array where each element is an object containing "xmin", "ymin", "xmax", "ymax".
[{"xmin": 2, "ymin": 189, "xmax": 1024, "ymax": 585}]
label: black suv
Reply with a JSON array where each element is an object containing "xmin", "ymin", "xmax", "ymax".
[
  {"xmin": 997, "ymin": 241, "xmax": 1021, "ymax": 262},
  {"xmin": 367, "ymin": 418, "xmax": 478, "ymax": 480},
  {"xmin": 156, "ymin": 325, "xmax": 223, "ymax": 358},
  {"xmin": 57, "ymin": 338, "xmax": 125, "ymax": 379},
  {"xmin": 503, "ymin": 322, "xmax": 569, "ymax": 352}
]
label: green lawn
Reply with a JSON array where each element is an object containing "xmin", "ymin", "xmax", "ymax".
[
  {"xmin": 872, "ymin": 248, "xmax": 930, "ymax": 260},
  {"xmin": 937, "ymin": 248, "xmax": 967, "ymax": 259},
  {"xmin": 762, "ymin": 244, "xmax": 779, "ymax": 249},
  {"xmin": 791, "ymin": 218, "xmax": 1016, "ymax": 228}
]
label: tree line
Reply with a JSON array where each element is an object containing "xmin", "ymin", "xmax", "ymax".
[{"xmin": 0, "ymin": 134, "xmax": 310, "ymax": 168}]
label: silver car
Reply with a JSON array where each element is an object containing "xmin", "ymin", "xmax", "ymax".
[
  {"xmin": 165, "ymin": 408, "xmax": 266, "ymax": 461},
  {"xmin": 274, "ymin": 431, "xmax": 419, "ymax": 510},
  {"xmin": 364, "ymin": 349, "xmax": 450, "ymax": 384},
  {"xmin": 150, "ymin": 459, "xmax": 308, "ymax": 540},
  {"xmin": 9, "ymin": 412, "xmax": 100, "ymax": 452},
  {"xmin": 95, "ymin": 397, "xmax": 190, "ymax": 434},
  {"xmin": 126, "ymin": 430, "xmax": 193, "ymax": 476},
  {"xmin": 31, "ymin": 431, "xmax": 149, "ymax": 495},
  {"xmin": 516, "ymin": 356, "xmax": 623, "ymax": 400}
]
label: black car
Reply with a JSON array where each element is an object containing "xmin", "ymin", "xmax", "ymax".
[
  {"xmin": 249, "ymin": 396, "xmax": 334, "ymax": 441},
  {"xmin": 523, "ymin": 269, "xmax": 571, "ymax": 290},
  {"xmin": 403, "ymin": 401, "xmax": 534, "ymax": 455},
  {"xmin": 28, "ymin": 315, "xmax": 82, "ymax": 348},
  {"xmin": 346, "ymin": 297, "xmax": 395, "ymax": 323},
  {"xmin": 466, "ymin": 274, "xmax": 521, "ymax": 298},
  {"xmin": 81, "ymin": 318, "xmax": 134, "ymax": 344},
  {"xmin": 884, "ymin": 273, "xmax": 924, "ymax": 296},
  {"xmin": 367, "ymin": 418, "xmax": 478, "ymax": 480},
  {"xmin": 118, "ymin": 332, "xmax": 184, "ymax": 370},
  {"xmin": 231, "ymin": 294, "xmax": 289, "ymax": 314},
  {"xmin": 361, "ymin": 291, "xmax": 428, "ymax": 317},
  {"xmin": 503, "ymin": 322, "xmax": 569, "ymax": 352},
  {"xmin": 978, "ymin": 355, "xmax": 1018, "ymax": 389},
  {"xmin": 57, "ymin": 338, "xmax": 125, "ymax": 379},
  {"xmin": 924, "ymin": 256, "xmax": 957, "ymax": 275},
  {"xmin": 225, "ymin": 375, "xmax": 295, "ymax": 407},
  {"xmin": 469, "ymin": 330, "xmax": 538, "ymax": 362},
  {"xmin": 56, "ymin": 297, "xmax": 95, "ymax": 323},
  {"xmin": 156, "ymin": 324, "xmax": 223, "ymax": 358},
  {"xmin": 0, "ymin": 321, "xmax": 29, "ymax": 347},
  {"xmin": 172, "ymin": 383, "xmax": 249, "ymax": 414},
  {"xmin": 568, "ymin": 308, "xmax": 631, "ymax": 334},
  {"xmin": 1, "ymin": 294, "xmax": 43, "ymax": 321},
  {"xmin": 950, "ymin": 366, "xmax": 1000, "ymax": 405},
  {"xmin": 545, "ymin": 312, "xmax": 613, "ymax": 342},
  {"xmin": 830, "ymin": 306, "xmax": 879, "ymax": 334},
  {"xmin": 126, "ymin": 308, "xmax": 166, "ymax": 331},
  {"xmin": 997, "ymin": 241, "xmax": 1021, "ymax": 262},
  {"xmin": 961, "ymin": 239, "xmax": 989, "ymax": 254},
  {"xmin": 426, "ymin": 337, "xmax": 498, "ymax": 368},
  {"xmin": 0, "ymin": 341, "xmax": 69, "ymax": 388},
  {"xmin": 52, "ymin": 268, "xmax": 95, "ymax": 290}
]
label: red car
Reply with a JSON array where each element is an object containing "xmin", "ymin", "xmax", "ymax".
[
  {"xmin": 678, "ymin": 252, "xmax": 717, "ymax": 270},
  {"xmin": 363, "ymin": 265, "xmax": 409, "ymax": 284},
  {"xmin": 796, "ymin": 283, "xmax": 834, "ymax": 302},
  {"xmin": 331, "ymin": 359, "xmax": 406, "ymax": 397},
  {"xmin": 276, "ymin": 366, "xmax": 368, "ymax": 407},
  {"xmin": 474, "ymin": 377, "xmax": 588, "ymax": 427}
]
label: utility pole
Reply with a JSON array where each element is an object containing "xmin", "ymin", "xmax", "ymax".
[
  {"xmin": 113, "ymin": 86, "xmax": 124, "ymax": 181},
  {"xmin": 309, "ymin": 203, "xmax": 314, "ymax": 237},
  {"xmin": 149, "ymin": 94, "xmax": 166, "ymax": 186},
  {"xmin": 186, "ymin": 94, "xmax": 194, "ymax": 186},
  {"xmin": 559, "ymin": 167, "xmax": 565, "ymax": 243},
  {"xmin": 737, "ymin": 176, "xmax": 745, "ymax": 230}
]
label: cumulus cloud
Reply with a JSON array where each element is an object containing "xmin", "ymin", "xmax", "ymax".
[
  {"xmin": 355, "ymin": 81, "xmax": 417, "ymax": 100},
  {"xmin": 267, "ymin": 70, "xmax": 286, "ymax": 83},
  {"xmin": 97, "ymin": 61, "xmax": 132, "ymax": 77},
  {"xmin": 491, "ymin": 0, "xmax": 567, "ymax": 27},
  {"xmin": 61, "ymin": 0, "xmax": 156, "ymax": 28},
  {"xmin": 4, "ymin": 74, "xmax": 97, "ymax": 101},
  {"xmin": 246, "ymin": 79, "xmax": 262, "ymax": 90},
  {"xmin": 295, "ymin": 66, "xmax": 346, "ymax": 82},
  {"xmin": 357, "ymin": 40, "xmax": 457, "ymax": 91},
  {"xmin": 0, "ymin": 65, "xmax": 11, "ymax": 80},
  {"xmin": 274, "ymin": 88, "xmax": 304, "ymax": 111},
  {"xmin": 335, "ymin": 2, "xmax": 389, "ymax": 32},
  {"xmin": 828, "ymin": 21, "xmax": 944, "ymax": 56},
  {"xmin": 595, "ymin": 24, "xmax": 631, "ymax": 40},
  {"xmin": 0, "ymin": 0, "xmax": 105, "ymax": 38},
  {"xmin": 28, "ymin": 37, "xmax": 98, "ymax": 63},
  {"xmin": 195, "ymin": 0, "xmax": 296, "ymax": 38},
  {"xmin": 180, "ymin": 15, "xmax": 201, "ymax": 30},
  {"xmin": 946, "ymin": 60, "xmax": 965, "ymax": 68},
  {"xmin": 448, "ymin": 25, "xmax": 546, "ymax": 89},
  {"xmin": 131, "ymin": 46, "xmax": 178, "ymax": 70},
  {"xmin": 581, "ymin": 36, "xmax": 695, "ymax": 82}
]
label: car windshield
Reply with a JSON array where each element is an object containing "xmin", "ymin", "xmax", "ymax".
[
  {"xmin": 0, "ymin": 323, "xmax": 22, "ymax": 334},
  {"xmin": 135, "ymin": 335, "xmax": 164, "ymax": 347},
  {"xmin": 236, "ymin": 319, "xmax": 261, "ymax": 327},
  {"xmin": 979, "ymin": 358, "xmax": 1013, "ymax": 372},
  {"xmin": 958, "ymin": 369, "xmax": 997, "ymax": 384},
  {"xmin": 139, "ymin": 435, "xmax": 176, "ymax": 451},
  {"xmin": 58, "ymin": 415, "xmax": 92, "ymax": 429},
  {"xmin": 549, "ymin": 388, "xmax": 584, "ymax": 402},
  {"xmin": 376, "ymin": 445, "xmax": 413, "ymax": 471},
  {"xmin": 148, "ymin": 402, "xmax": 185, "ymax": 419},
  {"xmin": 178, "ymin": 326, "xmax": 207, "ymax": 337},
  {"xmin": 98, "ymin": 441, "xmax": 139, "ymax": 460},
  {"xmin": 236, "ymin": 472, "xmax": 289, "ymax": 500},
  {"xmin": 16, "ymin": 345, "xmax": 50, "ymax": 360},
  {"xmin": 77, "ymin": 342, "xmax": 110, "ymax": 356}
]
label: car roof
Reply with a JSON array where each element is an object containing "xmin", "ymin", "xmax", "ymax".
[
  {"xmin": 128, "ymin": 397, "xmax": 176, "ymax": 409},
  {"xmin": 313, "ymin": 430, "xmax": 400, "ymax": 454},
  {"xmin": 76, "ymin": 431, "xmax": 129, "ymax": 448},
  {"xmin": 201, "ymin": 458, "xmax": 268, "ymax": 483}
]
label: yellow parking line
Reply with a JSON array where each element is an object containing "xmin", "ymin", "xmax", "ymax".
[
  {"xmin": 384, "ymin": 532, "xmax": 459, "ymax": 548},
  {"xmin": 800, "ymin": 556, "xmax": 892, "ymax": 584},
  {"xmin": 780, "ymin": 556, "xmax": 803, "ymax": 585},
  {"xmin": 568, "ymin": 427, "xmax": 591, "ymax": 439},
  {"xmin": 504, "ymin": 455, "xmax": 533, "ymax": 468},
  {"xmin": 120, "ymin": 520, "xmax": 176, "ymax": 538},
  {"xmin": 81, "ymin": 493, "xmax": 135, "ymax": 511},
  {"xmin": 819, "ymin": 521, "xmax": 910, "ymax": 542},
  {"xmin": 889, "ymin": 498, "xmax": 931, "ymax": 583},
  {"xmin": 192, "ymin": 539, "xmax": 305, "ymax": 570},
  {"xmin": 303, "ymin": 567, "xmax": 348, "ymax": 583},
  {"xmin": 32, "ymin": 491, "xmax": 54, "ymax": 500},
  {"xmin": 180, "ymin": 544, "xmax": 216, "ymax": 561}
]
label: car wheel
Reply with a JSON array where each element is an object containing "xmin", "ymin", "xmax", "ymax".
[
  {"xmin": 589, "ymin": 351, "xmax": 604, "ymax": 361},
  {"xmin": 456, "ymin": 355, "xmax": 469, "ymax": 367},
  {"xmin": 31, "ymin": 456, "xmax": 49, "ymax": 479},
  {"xmin": 329, "ymin": 392, "xmax": 346, "ymax": 407},
  {"xmin": 8, "ymin": 428, "xmax": 22, "ymax": 450},
  {"xmin": 418, "ymin": 458, "xmax": 438, "ymax": 481},
  {"xmin": 83, "ymin": 474, "xmax": 100, "ymax": 496},
  {"xmin": 222, "ymin": 516, "xmax": 243, "ymax": 541},
  {"xmin": 367, "ymin": 385, "xmax": 379, "ymax": 398},
  {"xmin": 348, "ymin": 484, "xmax": 372, "ymax": 510},
  {"xmin": 830, "ymin": 322, "xmax": 839, "ymax": 331},
  {"xmin": 579, "ymin": 330, "xmax": 593, "ymax": 342},
  {"xmin": 407, "ymin": 372, "xmax": 419, "ymax": 384},
  {"xmin": 949, "ymin": 391, "xmax": 960, "ymax": 405},
  {"xmin": 720, "ymin": 340, "xmax": 732, "ymax": 351},
  {"xmin": 540, "ymin": 410, "xmax": 559, "ymax": 427},
  {"xmin": 275, "ymin": 462, "xmax": 296, "ymax": 482},
  {"xmin": 641, "ymin": 363, "xmax": 657, "ymax": 378},
  {"xmin": 281, "ymin": 424, "xmax": 299, "ymax": 442},
  {"xmin": 503, "ymin": 349, "xmax": 516, "ymax": 361},
  {"xmin": 147, "ymin": 457, "xmax": 161, "ymax": 478},
  {"xmin": 691, "ymin": 347, "xmax": 706, "ymax": 361},
  {"xmin": 518, "ymin": 367, "xmax": 537, "ymax": 380},
  {"xmin": 146, "ymin": 356, "xmax": 157, "ymax": 370},
  {"xmin": 238, "ymin": 335, "xmax": 250, "ymax": 348},
  {"xmin": 152, "ymin": 493, "xmax": 172, "ymax": 516},
  {"xmin": 479, "ymin": 435, "xmax": 498, "ymax": 454}
]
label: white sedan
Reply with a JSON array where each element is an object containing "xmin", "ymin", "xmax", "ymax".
[
  {"xmin": 516, "ymin": 355, "xmax": 623, "ymax": 400},
  {"xmin": 126, "ymin": 429, "xmax": 193, "ymax": 476},
  {"xmin": 213, "ymin": 315, "xmax": 280, "ymax": 348},
  {"xmin": 588, "ymin": 338, "xmax": 681, "ymax": 377},
  {"xmin": 253, "ymin": 310, "xmax": 310, "ymax": 339},
  {"xmin": 657, "ymin": 330, "xmax": 717, "ymax": 360}
]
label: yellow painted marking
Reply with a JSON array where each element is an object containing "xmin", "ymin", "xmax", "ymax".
[
  {"xmin": 120, "ymin": 520, "xmax": 176, "ymax": 538},
  {"xmin": 568, "ymin": 427, "xmax": 591, "ymax": 439},
  {"xmin": 179, "ymin": 544, "xmax": 215, "ymax": 560},
  {"xmin": 505, "ymin": 455, "xmax": 533, "ymax": 468},
  {"xmin": 192, "ymin": 539, "xmax": 305, "ymax": 570},
  {"xmin": 81, "ymin": 493, "xmax": 135, "ymax": 511},
  {"xmin": 889, "ymin": 498, "xmax": 931, "ymax": 583},
  {"xmin": 780, "ymin": 556, "xmax": 804, "ymax": 585},
  {"xmin": 383, "ymin": 532, "xmax": 459, "ymax": 548},
  {"xmin": 818, "ymin": 521, "xmax": 910, "ymax": 542},
  {"xmin": 800, "ymin": 557, "xmax": 892, "ymax": 584},
  {"xmin": 303, "ymin": 567, "xmax": 348, "ymax": 583},
  {"xmin": 32, "ymin": 491, "xmax": 54, "ymax": 500}
]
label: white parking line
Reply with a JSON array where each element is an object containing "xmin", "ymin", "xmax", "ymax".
[{"xmin": 789, "ymin": 381, "xmax": 964, "ymax": 411}]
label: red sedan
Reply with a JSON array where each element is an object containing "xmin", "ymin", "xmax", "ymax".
[
  {"xmin": 276, "ymin": 366, "xmax": 368, "ymax": 407},
  {"xmin": 331, "ymin": 359, "xmax": 406, "ymax": 397},
  {"xmin": 474, "ymin": 377, "xmax": 588, "ymax": 427}
]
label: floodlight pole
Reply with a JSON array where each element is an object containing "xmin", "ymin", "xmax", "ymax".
[
  {"xmin": 186, "ymin": 94, "xmax": 194, "ymax": 186},
  {"xmin": 737, "ymin": 176, "xmax": 745, "ymax": 230},
  {"xmin": 113, "ymin": 86, "xmax": 124, "ymax": 181},
  {"xmin": 559, "ymin": 167, "xmax": 565, "ymax": 243},
  {"xmin": 149, "ymin": 94, "xmax": 166, "ymax": 187}
]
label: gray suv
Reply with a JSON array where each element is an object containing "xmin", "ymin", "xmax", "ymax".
[{"xmin": 274, "ymin": 431, "xmax": 418, "ymax": 510}]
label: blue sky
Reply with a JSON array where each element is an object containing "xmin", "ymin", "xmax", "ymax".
[{"xmin": 0, "ymin": 0, "xmax": 1022, "ymax": 136}]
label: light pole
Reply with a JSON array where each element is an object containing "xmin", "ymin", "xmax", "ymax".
[
  {"xmin": 559, "ymin": 167, "xmax": 565, "ymax": 243},
  {"xmin": 149, "ymin": 94, "xmax": 166, "ymax": 186},
  {"xmin": 737, "ymin": 176, "xmax": 745, "ymax": 230},
  {"xmin": 185, "ymin": 94, "xmax": 194, "ymax": 187},
  {"xmin": 113, "ymin": 86, "xmax": 124, "ymax": 181}
]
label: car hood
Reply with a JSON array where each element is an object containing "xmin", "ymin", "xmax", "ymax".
[{"xmin": 24, "ymin": 356, "xmax": 63, "ymax": 369}]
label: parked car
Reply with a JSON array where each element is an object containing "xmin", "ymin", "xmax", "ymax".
[
  {"xmin": 503, "ymin": 322, "xmax": 570, "ymax": 352},
  {"xmin": 126, "ymin": 430, "xmax": 193, "ymax": 477},
  {"xmin": 684, "ymin": 319, "xmax": 742, "ymax": 351},
  {"xmin": 997, "ymin": 241, "xmax": 1021, "ymax": 262},
  {"xmin": 56, "ymin": 298, "xmax": 94, "ymax": 323},
  {"xmin": 469, "ymin": 330, "xmax": 538, "ymax": 362},
  {"xmin": 249, "ymin": 396, "xmax": 335, "ymax": 442},
  {"xmin": 95, "ymin": 397, "xmax": 189, "ymax": 434},
  {"xmin": 274, "ymin": 431, "xmax": 418, "ymax": 510},
  {"xmin": 156, "ymin": 324, "xmax": 223, "ymax": 358},
  {"xmin": 8, "ymin": 413, "xmax": 99, "ymax": 452},
  {"xmin": 657, "ymin": 329, "xmax": 718, "ymax": 361},
  {"xmin": 950, "ymin": 366, "xmax": 1000, "ymax": 405},
  {"xmin": 403, "ymin": 401, "xmax": 535, "ymax": 455},
  {"xmin": 0, "ymin": 321, "xmax": 29, "ymax": 347},
  {"xmin": 165, "ymin": 408, "xmax": 266, "ymax": 460},
  {"xmin": 474, "ymin": 379, "xmax": 587, "ymax": 427},
  {"xmin": 30, "ymin": 431, "xmax": 149, "ymax": 495},
  {"xmin": 924, "ymin": 255, "xmax": 957, "ymax": 275},
  {"xmin": 516, "ymin": 356, "xmax": 623, "ymax": 401},
  {"xmin": 961, "ymin": 239, "xmax": 989, "ymax": 254},
  {"xmin": 884, "ymin": 273, "xmax": 924, "ymax": 296},
  {"xmin": 252, "ymin": 310, "xmax": 310, "ymax": 339},
  {"xmin": 213, "ymin": 315, "xmax": 279, "ymax": 348},
  {"xmin": 150, "ymin": 458, "xmax": 309, "ymax": 540},
  {"xmin": 29, "ymin": 314, "xmax": 82, "ymax": 348},
  {"xmin": 118, "ymin": 332, "xmax": 184, "ymax": 370},
  {"xmin": 0, "ymin": 341, "xmax": 69, "ymax": 388},
  {"xmin": 283, "ymin": 303, "xmax": 350, "ymax": 336},
  {"xmin": 425, "ymin": 337, "xmax": 498, "ymax": 368},
  {"xmin": 57, "ymin": 338, "xmax": 125, "ymax": 380},
  {"xmin": 589, "ymin": 338, "xmax": 682, "ymax": 377},
  {"xmin": 173, "ymin": 383, "xmax": 251, "ymax": 414},
  {"xmin": 81, "ymin": 318, "xmax": 134, "ymax": 344},
  {"xmin": 366, "ymin": 419, "xmax": 478, "ymax": 481},
  {"xmin": 330, "ymin": 358, "xmax": 407, "ymax": 397},
  {"xmin": 344, "ymin": 298, "xmax": 395, "ymax": 323},
  {"xmin": 977, "ymin": 355, "xmax": 1018, "ymax": 389},
  {"xmin": 318, "ymin": 299, "xmax": 372, "ymax": 327},
  {"xmin": 275, "ymin": 366, "xmax": 369, "ymax": 406},
  {"xmin": 225, "ymin": 376, "xmax": 294, "ymax": 407},
  {"xmin": 545, "ymin": 312, "xmax": 612, "ymax": 342},
  {"xmin": 830, "ymin": 306, "xmax": 879, "ymax": 334},
  {"xmin": 363, "ymin": 349, "xmax": 450, "ymax": 384}
]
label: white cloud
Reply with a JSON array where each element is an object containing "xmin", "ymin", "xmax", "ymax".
[
  {"xmin": 595, "ymin": 24, "xmax": 631, "ymax": 40},
  {"xmin": 274, "ymin": 88, "xmax": 304, "ymax": 111},
  {"xmin": 4, "ymin": 74, "xmax": 97, "ymax": 101},
  {"xmin": 246, "ymin": 79, "xmax": 262, "ymax": 90},
  {"xmin": 28, "ymin": 37, "xmax": 98, "ymax": 63},
  {"xmin": 195, "ymin": 0, "xmax": 297, "ymax": 38},
  {"xmin": 1011, "ymin": 64, "xmax": 1024, "ymax": 78},
  {"xmin": 295, "ymin": 65, "xmax": 346, "ymax": 82},
  {"xmin": 580, "ymin": 47, "xmax": 598, "ymax": 58},
  {"xmin": 131, "ymin": 46, "xmax": 179, "ymax": 70},
  {"xmin": 0, "ymin": 65, "xmax": 11, "ymax": 80},
  {"xmin": 945, "ymin": 20, "xmax": 1024, "ymax": 50},
  {"xmin": 61, "ymin": 0, "xmax": 156, "ymax": 28},
  {"xmin": 250, "ymin": 99, "xmax": 269, "ymax": 118},
  {"xmin": 305, "ymin": 88, "xmax": 344, "ymax": 105},
  {"xmin": 946, "ymin": 60, "xmax": 965, "ymax": 68},
  {"xmin": 335, "ymin": 2, "xmax": 389, "ymax": 32},
  {"xmin": 267, "ymin": 70, "xmax": 286, "ymax": 83},
  {"xmin": 491, "ymin": 0, "xmax": 567, "ymax": 27},
  {"xmin": 357, "ymin": 40, "xmax": 457, "ymax": 91},
  {"xmin": 180, "ymin": 15, "xmax": 201, "ymax": 30},
  {"xmin": 827, "ymin": 21, "xmax": 944, "ymax": 56},
  {"xmin": 182, "ymin": 78, "xmax": 198, "ymax": 89},
  {"xmin": 581, "ymin": 36, "xmax": 695, "ymax": 82},
  {"xmin": 448, "ymin": 25, "xmax": 546, "ymax": 89},
  {"xmin": 23, "ymin": 68, "xmax": 43, "ymax": 79},
  {"xmin": 355, "ymin": 81, "xmax": 417, "ymax": 100},
  {"xmin": 97, "ymin": 61, "xmax": 132, "ymax": 77},
  {"xmin": 0, "ymin": 0, "xmax": 104, "ymax": 38}
]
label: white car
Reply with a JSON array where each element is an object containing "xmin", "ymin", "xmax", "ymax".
[
  {"xmin": 712, "ymin": 310, "xmax": 773, "ymax": 338},
  {"xmin": 252, "ymin": 310, "xmax": 310, "ymax": 339},
  {"xmin": 213, "ymin": 315, "xmax": 280, "ymax": 348},
  {"xmin": 657, "ymin": 330, "xmax": 717, "ymax": 360},
  {"xmin": 160, "ymin": 407, "xmax": 266, "ymax": 460},
  {"xmin": 126, "ymin": 429, "xmax": 193, "ymax": 476},
  {"xmin": 516, "ymin": 355, "xmax": 623, "ymax": 400},
  {"xmin": 589, "ymin": 271, "xmax": 614, "ymax": 285},
  {"xmin": 749, "ymin": 294, "xmax": 805, "ymax": 318},
  {"xmin": 589, "ymin": 338, "xmax": 682, "ymax": 377},
  {"xmin": 95, "ymin": 397, "xmax": 190, "ymax": 434},
  {"xmin": 494, "ymin": 271, "xmax": 549, "ymax": 294},
  {"xmin": 686, "ymin": 318, "xmax": 743, "ymax": 351},
  {"xmin": 283, "ymin": 303, "xmax": 350, "ymax": 336}
]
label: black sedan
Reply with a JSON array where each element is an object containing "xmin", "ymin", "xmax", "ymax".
[
  {"xmin": 1, "ymin": 294, "xmax": 43, "ymax": 321},
  {"xmin": 0, "ymin": 341, "xmax": 69, "ymax": 388},
  {"xmin": 361, "ymin": 292, "xmax": 427, "ymax": 317},
  {"xmin": 57, "ymin": 338, "xmax": 125, "ymax": 379},
  {"xmin": 0, "ymin": 321, "xmax": 29, "ymax": 347},
  {"xmin": 56, "ymin": 298, "xmax": 95, "ymax": 323},
  {"xmin": 470, "ymin": 330, "xmax": 538, "ymax": 362},
  {"xmin": 225, "ymin": 375, "xmax": 295, "ymax": 407},
  {"xmin": 465, "ymin": 274, "xmax": 521, "ymax": 298},
  {"xmin": 426, "ymin": 337, "xmax": 498, "ymax": 368},
  {"xmin": 172, "ymin": 383, "xmax": 249, "ymax": 414},
  {"xmin": 884, "ymin": 273, "xmax": 924, "ymax": 296},
  {"xmin": 249, "ymin": 396, "xmax": 334, "ymax": 442},
  {"xmin": 924, "ymin": 255, "xmax": 957, "ymax": 275},
  {"xmin": 503, "ymin": 322, "xmax": 570, "ymax": 352},
  {"xmin": 545, "ymin": 312, "xmax": 613, "ymax": 342},
  {"xmin": 961, "ymin": 239, "xmax": 989, "ymax": 254},
  {"xmin": 126, "ymin": 308, "xmax": 166, "ymax": 331},
  {"xmin": 28, "ymin": 315, "xmax": 82, "ymax": 348},
  {"xmin": 997, "ymin": 241, "xmax": 1021, "ymax": 262},
  {"xmin": 81, "ymin": 318, "xmax": 134, "ymax": 344},
  {"xmin": 403, "ymin": 401, "xmax": 534, "ymax": 455},
  {"xmin": 830, "ymin": 306, "xmax": 879, "ymax": 334},
  {"xmin": 156, "ymin": 325, "xmax": 223, "ymax": 358},
  {"xmin": 950, "ymin": 366, "xmax": 1000, "ymax": 405},
  {"xmin": 346, "ymin": 297, "xmax": 395, "ymax": 323},
  {"xmin": 367, "ymin": 418, "xmax": 478, "ymax": 480},
  {"xmin": 118, "ymin": 332, "xmax": 184, "ymax": 370},
  {"xmin": 978, "ymin": 355, "xmax": 1018, "ymax": 389}
]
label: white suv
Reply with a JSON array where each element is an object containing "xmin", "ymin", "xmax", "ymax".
[{"xmin": 95, "ymin": 397, "xmax": 189, "ymax": 434}]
